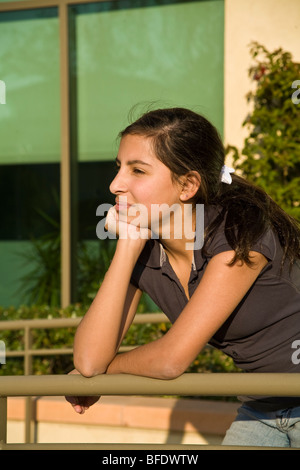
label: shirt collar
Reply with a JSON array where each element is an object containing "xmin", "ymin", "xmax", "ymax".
[
  {"xmin": 136, "ymin": 205, "xmax": 221, "ymax": 270},
  {"xmin": 138, "ymin": 238, "xmax": 206, "ymax": 271},
  {"xmin": 137, "ymin": 239, "xmax": 162, "ymax": 268}
]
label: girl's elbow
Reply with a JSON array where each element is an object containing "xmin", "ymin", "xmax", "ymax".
[
  {"xmin": 160, "ymin": 359, "xmax": 186, "ymax": 380},
  {"xmin": 74, "ymin": 356, "xmax": 107, "ymax": 378}
]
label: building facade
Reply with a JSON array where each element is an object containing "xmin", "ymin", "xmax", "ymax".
[{"xmin": 0, "ymin": 0, "xmax": 299, "ymax": 307}]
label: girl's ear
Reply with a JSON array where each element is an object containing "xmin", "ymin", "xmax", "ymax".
[{"xmin": 179, "ymin": 171, "xmax": 201, "ymax": 202}]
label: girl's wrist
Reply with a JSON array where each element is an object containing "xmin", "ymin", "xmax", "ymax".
[{"xmin": 115, "ymin": 236, "xmax": 147, "ymax": 263}]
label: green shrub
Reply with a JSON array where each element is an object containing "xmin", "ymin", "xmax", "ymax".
[
  {"xmin": 0, "ymin": 304, "xmax": 239, "ymax": 378},
  {"xmin": 227, "ymin": 42, "xmax": 300, "ymax": 221},
  {"xmin": 0, "ymin": 304, "xmax": 82, "ymax": 375}
]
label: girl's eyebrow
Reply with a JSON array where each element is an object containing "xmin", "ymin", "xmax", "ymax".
[{"xmin": 115, "ymin": 157, "xmax": 152, "ymax": 167}]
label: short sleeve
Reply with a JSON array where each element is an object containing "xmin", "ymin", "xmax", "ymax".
[
  {"xmin": 130, "ymin": 262, "xmax": 144, "ymax": 290},
  {"xmin": 207, "ymin": 219, "xmax": 277, "ymax": 262},
  {"xmin": 249, "ymin": 229, "xmax": 277, "ymax": 261}
]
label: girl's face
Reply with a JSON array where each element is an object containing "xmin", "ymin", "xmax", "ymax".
[{"xmin": 109, "ymin": 134, "xmax": 184, "ymax": 232}]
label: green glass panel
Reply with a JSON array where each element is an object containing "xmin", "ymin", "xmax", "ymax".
[
  {"xmin": 0, "ymin": 8, "xmax": 60, "ymax": 164},
  {"xmin": 72, "ymin": 0, "xmax": 224, "ymax": 162},
  {"xmin": 0, "ymin": 8, "xmax": 60, "ymax": 307},
  {"xmin": 0, "ymin": 241, "xmax": 35, "ymax": 307}
]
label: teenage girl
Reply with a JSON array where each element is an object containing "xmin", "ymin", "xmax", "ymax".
[{"xmin": 66, "ymin": 107, "xmax": 300, "ymax": 447}]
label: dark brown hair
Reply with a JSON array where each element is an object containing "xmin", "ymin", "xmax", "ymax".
[{"xmin": 120, "ymin": 107, "xmax": 300, "ymax": 267}]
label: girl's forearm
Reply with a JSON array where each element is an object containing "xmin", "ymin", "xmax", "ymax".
[
  {"xmin": 105, "ymin": 339, "xmax": 176, "ymax": 380},
  {"xmin": 73, "ymin": 240, "xmax": 144, "ymax": 376}
]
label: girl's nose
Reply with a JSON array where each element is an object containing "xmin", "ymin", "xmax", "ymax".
[{"xmin": 109, "ymin": 171, "xmax": 127, "ymax": 195}]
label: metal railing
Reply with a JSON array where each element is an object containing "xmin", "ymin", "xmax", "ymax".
[
  {"xmin": 0, "ymin": 313, "xmax": 169, "ymax": 374},
  {"xmin": 1, "ymin": 372, "xmax": 300, "ymax": 450},
  {"xmin": 0, "ymin": 313, "xmax": 168, "ymax": 443},
  {"xmin": 1, "ymin": 315, "xmax": 300, "ymax": 450}
]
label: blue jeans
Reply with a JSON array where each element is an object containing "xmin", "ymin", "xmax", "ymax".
[{"xmin": 222, "ymin": 404, "xmax": 300, "ymax": 448}]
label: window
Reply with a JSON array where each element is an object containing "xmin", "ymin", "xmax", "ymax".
[
  {"xmin": 0, "ymin": 8, "xmax": 60, "ymax": 306},
  {"xmin": 0, "ymin": 0, "xmax": 224, "ymax": 307}
]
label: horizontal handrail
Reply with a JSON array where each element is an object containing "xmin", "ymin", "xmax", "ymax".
[
  {"xmin": 1, "ymin": 317, "xmax": 299, "ymax": 449},
  {"xmin": 0, "ymin": 313, "xmax": 169, "ymax": 331},
  {"xmin": 0, "ymin": 313, "xmax": 170, "ymax": 444},
  {"xmin": 5, "ymin": 348, "xmax": 73, "ymax": 357},
  {"xmin": 0, "ymin": 442, "xmax": 290, "ymax": 451},
  {"xmin": 1, "ymin": 372, "xmax": 300, "ymax": 398},
  {"xmin": 1, "ymin": 373, "xmax": 300, "ymax": 450},
  {"xmin": 0, "ymin": 313, "xmax": 169, "ymax": 360}
]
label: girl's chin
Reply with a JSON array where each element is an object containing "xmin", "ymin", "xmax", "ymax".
[{"xmin": 118, "ymin": 212, "xmax": 150, "ymax": 228}]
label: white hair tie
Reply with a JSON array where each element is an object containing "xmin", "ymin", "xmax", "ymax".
[{"xmin": 220, "ymin": 165, "xmax": 235, "ymax": 184}]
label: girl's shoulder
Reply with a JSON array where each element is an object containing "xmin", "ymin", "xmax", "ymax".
[{"xmin": 203, "ymin": 204, "xmax": 277, "ymax": 262}]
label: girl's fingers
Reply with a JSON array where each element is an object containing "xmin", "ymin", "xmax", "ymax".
[{"xmin": 73, "ymin": 404, "xmax": 89, "ymax": 414}]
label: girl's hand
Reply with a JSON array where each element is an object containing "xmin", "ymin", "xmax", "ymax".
[
  {"xmin": 65, "ymin": 394, "xmax": 100, "ymax": 414},
  {"xmin": 105, "ymin": 205, "xmax": 152, "ymax": 243},
  {"xmin": 65, "ymin": 369, "xmax": 100, "ymax": 414}
]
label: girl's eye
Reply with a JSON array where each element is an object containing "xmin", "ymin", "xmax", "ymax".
[{"xmin": 132, "ymin": 168, "xmax": 145, "ymax": 175}]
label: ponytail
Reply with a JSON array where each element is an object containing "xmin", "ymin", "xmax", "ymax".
[{"xmin": 205, "ymin": 175, "xmax": 300, "ymax": 268}]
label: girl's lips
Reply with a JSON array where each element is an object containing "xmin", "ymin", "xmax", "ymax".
[{"xmin": 115, "ymin": 199, "xmax": 133, "ymax": 211}]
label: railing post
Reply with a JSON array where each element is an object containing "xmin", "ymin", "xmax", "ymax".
[
  {"xmin": 0, "ymin": 396, "xmax": 7, "ymax": 448},
  {"xmin": 24, "ymin": 325, "xmax": 32, "ymax": 376},
  {"xmin": 25, "ymin": 396, "xmax": 37, "ymax": 444},
  {"xmin": 24, "ymin": 326, "xmax": 36, "ymax": 444}
]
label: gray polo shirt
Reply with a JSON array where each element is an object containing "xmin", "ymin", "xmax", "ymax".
[{"xmin": 130, "ymin": 205, "xmax": 300, "ymax": 409}]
